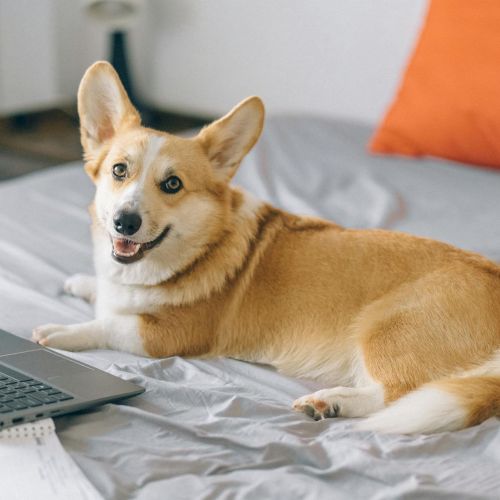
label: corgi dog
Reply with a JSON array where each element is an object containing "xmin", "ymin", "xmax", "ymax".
[{"xmin": 33, "ymin": 61, "xmax": 500, "ymax": 434}]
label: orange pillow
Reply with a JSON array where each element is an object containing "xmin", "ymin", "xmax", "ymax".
[{"xmin": 370, "ymin": 0, "xmax": 500, "ymax": 170}]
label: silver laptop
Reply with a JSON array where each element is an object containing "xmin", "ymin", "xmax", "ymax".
[{"xmin": 0, "ymin": 329, "xmax": 144, "ymax": 429}]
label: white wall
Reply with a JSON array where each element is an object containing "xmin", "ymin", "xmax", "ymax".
[
  {"xmin": 0, "ymin": 0, "xmax": 428, "ymax": 125},
  {"xmin": 0, "ymin": 0, "xmax": 149, "ymax": 116},
  {"xmin": 52, "ymin": 0, "xmax": 150, "ymax": 107},
  {"xmin": 141, "ymin": 0, "xmax": 428, "ymax": 124},
  {"xmin": 0, "ymin": 0, "xmax": 60, "ymax": 114}
]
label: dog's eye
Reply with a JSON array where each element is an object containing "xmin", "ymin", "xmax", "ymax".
[
  {"xmin": 112, "ymin": 163, "xmax": 128, "ymax": 179},
  {"xmin": 160, "ymin": 176, "xmax": 183, "ymax": 194}
]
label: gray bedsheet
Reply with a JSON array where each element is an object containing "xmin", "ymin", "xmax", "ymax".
[{"xmin": 0, "ymin": 116, "xmax": 499, "ymax": 499}]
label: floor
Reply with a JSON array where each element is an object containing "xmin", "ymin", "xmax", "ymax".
[{"xmin": 0, "ymin": 107, "xmax": 208, "ymax": 181}]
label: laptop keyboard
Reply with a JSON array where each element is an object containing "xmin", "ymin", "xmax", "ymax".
[{"xmin": 0, "ymin": 366, "xmax": 74, "ymax": 414}]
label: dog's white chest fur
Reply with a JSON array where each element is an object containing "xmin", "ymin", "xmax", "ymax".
[{"xmin": 95, "ymin": 277, "xmax": 163, "ymax": 318}]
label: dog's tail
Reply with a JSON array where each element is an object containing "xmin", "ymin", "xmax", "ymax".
[{"xmin": 358, "ymin": 357, "xmax": 500, "ymax": 434}]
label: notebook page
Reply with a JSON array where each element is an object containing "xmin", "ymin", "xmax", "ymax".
[
  {"xmin": 0, "ymin": 417, "xmax": 55, "ymax": 439},
  {"xmin": 0, "ymin": 419, "xmax": 102, "ymax": 500}
]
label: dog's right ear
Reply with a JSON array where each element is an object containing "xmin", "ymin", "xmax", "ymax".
[
  {"xmin": 197, "ymin": 96, "xmax": 265, "ymax": 183},
  {"xmin": 77, "ymin": 61, "xmax": 140, "ymax": 180}
]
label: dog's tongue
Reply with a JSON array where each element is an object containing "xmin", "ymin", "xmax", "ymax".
[{"xmin": 112, "ymin": 238, "xmax": 141, "ymax": 257}]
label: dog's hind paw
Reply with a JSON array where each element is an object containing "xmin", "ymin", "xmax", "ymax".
[
  {"xmin": 293, "ymin": 394, "xmax": 339, "ymax": 421},
  {"xmin": 293, "ymin": 386, "xmax": 385, "ymax": 421}
]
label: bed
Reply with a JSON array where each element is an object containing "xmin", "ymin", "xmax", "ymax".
[{"xmin": 1, "ymin": 116, "xmax": 499, "ymax": 499}]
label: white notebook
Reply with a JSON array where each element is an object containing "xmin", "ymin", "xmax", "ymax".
[{"xmin": 0, "ymin": 418, "xmax": 102, "ymax": 500}]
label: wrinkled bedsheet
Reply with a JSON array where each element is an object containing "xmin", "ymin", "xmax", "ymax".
[{"xmin": 0, "ymin": 116, "xmax": 499, "ymax": 499}]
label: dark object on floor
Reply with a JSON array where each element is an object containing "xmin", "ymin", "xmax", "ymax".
[{"xmin": 0, "ymin": 107, "xmax": 209, "ymax": 180}]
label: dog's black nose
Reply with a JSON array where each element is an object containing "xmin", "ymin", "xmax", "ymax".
[{"xmin": 113, "ymin": 211, "xmax": 142, "ymax": 236}]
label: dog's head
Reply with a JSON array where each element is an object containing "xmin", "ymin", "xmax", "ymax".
[{"xmin": 78, "ymin": 61, "xmax": 264, "ymax": 282}]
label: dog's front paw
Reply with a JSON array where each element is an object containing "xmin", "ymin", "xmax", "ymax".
[
  {"xmin": 32, "ymin": 323, "xmax": 94, "ymax": 351},
  {"xmin": 64, "ymin": 274, "xmax": 96, "ymax": 303},
  {"xmin": 32, "ymin": 323, "xmax": 59, "ymax": 344},
  {"xmin": 293, "ymin": 393, "xmax": 340, "ymax": 421}
]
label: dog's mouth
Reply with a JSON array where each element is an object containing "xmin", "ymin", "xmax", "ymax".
[{"xmin": 111, "ymin": 226, "xmax": 171, "ymax": 264}]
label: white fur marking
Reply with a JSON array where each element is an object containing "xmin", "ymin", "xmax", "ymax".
[
  {"xmin": 118, "ymin": 135, "xmax": 167, "ymax": 210},
  {"xmin": 142, "ymin": 135, "xmax": 167, "ymax": 177},
  {"xmin": 237, "ymin": 188, "xmax": 263, "ymax": 218},
  {"xmin": 457, "ymin": 350, "xmax": 500, "ymax": 378},
  {"xmin": 32, "ymin": 316, "xmax": 147, "ymax": 356},
  {"xmin": 64, "ymin": 273, "xmax": 96, "ymax": 303},
  {"xmin": 358, "ymin": 387, "xmax": 466, "ymax": 434}
]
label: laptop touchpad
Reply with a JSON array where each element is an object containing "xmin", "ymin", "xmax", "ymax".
[{"xmin": 2, "ymin": 349, "xmax": 93, "ymax": 379}]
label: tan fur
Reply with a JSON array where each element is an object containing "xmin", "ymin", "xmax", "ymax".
[
  {"xmin": 135, "ymin": 215, "xmax": 500, "ymax": 382},
  {"xmin": 438, "ymin": 376, "xmax": 500, "ymax": 427},
  {"xmin": 46, "ymin": 61, "xmax": 500, "ymax": 433}
]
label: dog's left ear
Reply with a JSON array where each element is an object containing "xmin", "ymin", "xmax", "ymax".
[{"xmin": 198, "ymin": 96, "xmax": 265, "ymax": 182}]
